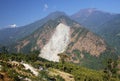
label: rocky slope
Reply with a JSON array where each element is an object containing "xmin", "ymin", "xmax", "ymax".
[
  {"xmin": 72, "ymin": 8, "xmax": 120, "ymax": 54},
  {"xmin": 15, "ymin": 16, "xmax": 106, "ymax": 56},
  {"xmin": 12, "ymin": 15, "xmax": 117, "ymax": 69},
  {"xmin": 39, "ymin": 23, "xmax": 70, "ymax": 62}
]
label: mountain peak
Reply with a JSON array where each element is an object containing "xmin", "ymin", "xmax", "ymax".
[
  {"xmin": 49, "ymin": 11, "xmax": 66, "ymax": 15},
  {"xmin": 71, "ymin": 8, "xmax": 110, "ymax": 18},
  {"xmin": 46, "ymin": 11, "xmax": 67, "ymax": 20},
  {"xmin": 80, "ymin": 8, "xmax": 97, "ymax": 12}
]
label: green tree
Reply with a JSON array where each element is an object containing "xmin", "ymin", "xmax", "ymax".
[
  {"xmin": 104, "ymin": 59, "xmax": 118, "ymax": 79},
  {"xmin": 1, "ymin": 46, "xmax": 8, "ymax": 54},
  {"xmin": 58, "ymin": 53, "xmax": 69, "ymax": 64}
]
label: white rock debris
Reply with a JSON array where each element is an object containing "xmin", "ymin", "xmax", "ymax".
[
  {"xmin": 22, "ymin": 63, "xmax": 38, "ymax": 76},
  {"xmin": 39, "ymin": 23, "xmax": 70, "ymax": 62}
]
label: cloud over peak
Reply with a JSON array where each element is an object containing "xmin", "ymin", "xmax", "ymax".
[
  {"xmin": 8, "ymin": 24, "xmax": 17, "ymax": 28},
  {"xmin": 43, "ymin": 3, "xmax": 48, "ymax": 11}
]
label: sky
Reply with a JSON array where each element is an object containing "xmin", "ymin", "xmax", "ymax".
[{"xmin": 0, "ymin": 0, "xmax": 120, "ymax": 29}]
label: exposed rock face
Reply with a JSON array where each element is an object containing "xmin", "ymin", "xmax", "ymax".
[
  {"xmin": 39, "ymin": 23, "xmax": 70, "ymax": 62},
  {"xmin": 70, "ymin": 31, "xmax": 106, "ymax": 56},
  {"xmin": 16, "ymin": 40, "xmax": 30, "ymax": 52}
]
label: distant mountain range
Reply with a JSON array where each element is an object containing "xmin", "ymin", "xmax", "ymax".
[
  {"xmin": 71, "ymin": 8, "xmax": 115, "ymax": 32},
  {"xmin": 0, "ymin": 8, "xmax": 119, "ymax": 69}
]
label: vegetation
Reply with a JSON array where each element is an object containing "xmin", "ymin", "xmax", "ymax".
[
  {"xmin": 70, "ymin": 48, "xmax": 118, "ymax": 70},
  {"xmin": 0, "ymin": 49, "xmax": 120, "ymax": 81}
]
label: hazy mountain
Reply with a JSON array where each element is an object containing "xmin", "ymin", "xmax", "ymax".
[
  {"xmin": 98, "ymin": 14, "xmax": 120, "ymax": 53},
  {"xmin": 71, "ymin": 8, "xmax": 114, "ymax": 32},
  {"xmin": 72, "ymin": 8, "xmax": 120, "ymax": 54},
  {"xmin": 0, "ymin": 11, "xmax": 66, "ymax": 46},
  {"xmin": 13, "ymin": 15, "xmax": 117, "ymax": 69}
]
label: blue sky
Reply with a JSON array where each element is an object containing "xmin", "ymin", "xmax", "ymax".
[{"xmin": 0, "ymin": 0, "xmax": 120, "ymax": 28}]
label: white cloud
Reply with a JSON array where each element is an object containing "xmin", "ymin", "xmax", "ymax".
[
  {"xmin": 8, "ymin": 24, "xmax": 17, "ymax": 28},
  {"xmin": 45, "ymin": 4, "xmax": 48, "ymax": 9},
  {"xmin": 43, "ymin": 3, "xmax": 48, "ymax": 11}
]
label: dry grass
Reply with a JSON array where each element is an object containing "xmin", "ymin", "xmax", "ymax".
[
  {"xmin": 0, "ymin": 72, "xmax": 13, "ymax": 81},
  {"xmin": 49, "ymin": 68, "xmax": 75, "ymax": 81}
]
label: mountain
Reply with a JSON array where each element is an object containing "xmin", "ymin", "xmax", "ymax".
[
  {"xmin": 1, "ymin": 8, "xmax": 113, "ymax": 46},
  {"xmin": 72, "ymin": 8, "xmax": 120, "ymax": 54},
  {"xmin": 97, "ymin": 14, "xmax": 120, "ymax": 53},
  {"xmin": 0, "ymin": 11, "xmax": 66, "ymax": 46},
  {"xmin": 71, "ymin": 8, "xmax": 114, "ymax": 32},
  {"xmin": 13, "ymin": 15, "xmax": 118, "ymax": 69}
]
